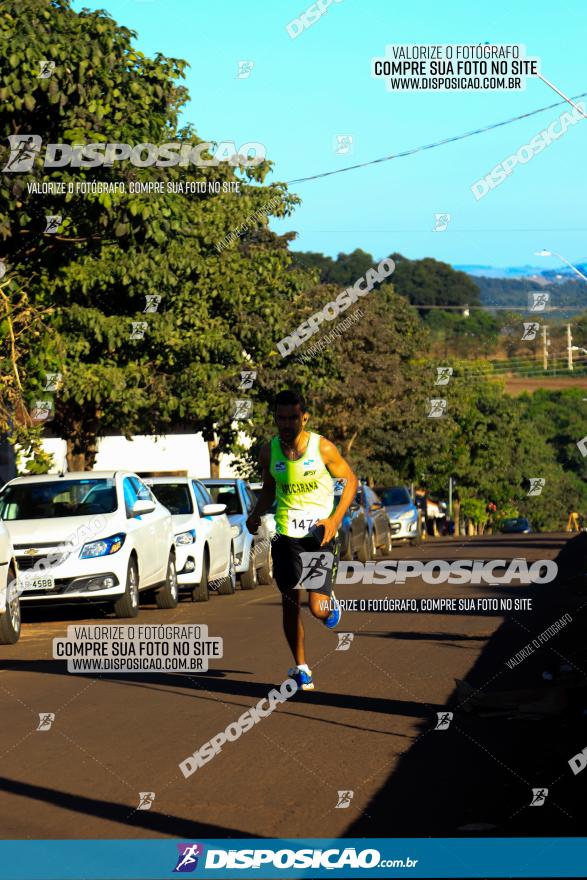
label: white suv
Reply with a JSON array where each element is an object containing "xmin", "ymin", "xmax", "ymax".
[
  {"xmin": 0, "ymin": 520, "xmax": 19, "ymax": 643},
  {"xmin": 0, "ymin": 472, "xmax": 177, "ymax": 618}
]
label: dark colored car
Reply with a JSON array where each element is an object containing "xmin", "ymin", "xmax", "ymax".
[
  {"xmin": 357, "ymin": 483, "xmax": 392, "ymax": 559},
  {"xmin": 333, "ymin": 480, "xmax": 368, "ymax": 561},
  {"xmin": 341, "ymin": 483, "xmax": 391, "ymax": 562},
  {"xmin": 500, "ymin": 517, "xmax": 533, "ymax": 534}
]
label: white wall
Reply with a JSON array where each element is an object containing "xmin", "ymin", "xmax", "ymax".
[
  {"xmin": 94, "ymin": 434, "xmax": 212, "ymax": 476},
  {"xmin": 39, "ymin": 438, "xmax": 68, "ymax": 473},
  {"xmin": 27, "ymin": 434, "xmax": 243, "ymax": 478}
]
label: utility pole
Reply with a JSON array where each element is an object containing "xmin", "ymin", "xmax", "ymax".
[
  {"xmin": 542, "ymin": 324, "xmax": 549, "ymax": 371},
  {"xmin": 567, "ymin": 323, "xmax": 574, "ymax": 371}
]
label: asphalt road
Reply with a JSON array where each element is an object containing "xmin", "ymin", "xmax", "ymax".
[{"xmin": 0, "ymin": 532, "xmax": 583, "ymax": 841}]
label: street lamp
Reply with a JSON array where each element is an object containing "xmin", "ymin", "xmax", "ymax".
[{"xmin": 535, "ymin": 250, "xmax": 587, "ymax": 283}]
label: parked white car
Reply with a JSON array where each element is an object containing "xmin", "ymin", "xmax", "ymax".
[
  {"xmin": 202, "ymin": 479, "xmax": 273, "ymax": 589},
  {"xmin": 144, "ymin": 477, "xmax": 235, "ymax": 602},
  {"xmin": 0, "ymin": 520, "xmax": 20, "ymax": 644},
  {"xmin": 0, "ymin": 471, "xmax": 177, "ymax": 618}
]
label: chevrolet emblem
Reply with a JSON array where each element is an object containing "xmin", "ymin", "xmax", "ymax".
[{"xmin": 24, "ymin": 548, "xmax": 38, "ymax": 556}]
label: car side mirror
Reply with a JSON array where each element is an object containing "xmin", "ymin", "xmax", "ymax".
[
  {"xmin": 132, "ymin": 499, "xmax": 156, "ymax": 516},
  {"xmin": 202, "ymin": 503, "xmax": 227, "ymax": 516}
]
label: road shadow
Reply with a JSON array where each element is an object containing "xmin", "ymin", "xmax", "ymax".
[
  {"xmin": 0, "ymin": 655, "xmax": 436, "ymax": 720},
  {"xmin": 344, "ymin": 571, "xmax": 587, "ymax": 838},
  {"xmin": 19, "ymin": 590, "xmax": 213, "ymax": 625},
  {"xmin": 359, "ymin": 631, "xmax": 486, "ymax": 642},
  {"xmin": 416, "ymin": 534, "xmax": 571, "ymax": 554},
  {"xmin": 0, "ymin": 775, "xmax": 256, "ymax": 839}
]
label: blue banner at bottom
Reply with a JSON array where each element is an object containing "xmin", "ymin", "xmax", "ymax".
[{"xmin": 0, "ymin": 838, "xmax": 582, "ymax": 879}]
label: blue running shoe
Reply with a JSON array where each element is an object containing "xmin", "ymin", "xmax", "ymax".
[
  {"xmin": 288, "ymin": 667, "xmax": 314, "ymax": 691},
  {"xmin": 324, "ymin": 592, "xmax": 342, "ymax": 629}
]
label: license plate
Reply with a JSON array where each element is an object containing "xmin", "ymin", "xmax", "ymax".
[{"xmin": 19, "ymin": 575, "xmax": 55, "ymax": 592}]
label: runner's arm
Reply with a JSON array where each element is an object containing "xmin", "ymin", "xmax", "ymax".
[
  {"xmin": 245, "ymin": 444, "xmax": 276, "ymax": 534},
  {"xmin": 316, "ymin": 437, "xmax": 359, "ymax": 544}
]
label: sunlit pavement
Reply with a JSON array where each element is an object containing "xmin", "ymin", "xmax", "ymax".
[{"xmin": 0, "ymin": 533, "xmax": 582, "ymax": 839}]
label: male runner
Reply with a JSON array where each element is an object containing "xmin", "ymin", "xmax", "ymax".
[{"xmin": 246, "ymin": 389, "xmax": 358, "ymax": 691}]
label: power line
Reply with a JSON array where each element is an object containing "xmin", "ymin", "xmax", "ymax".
[{"xmin": 287, "ymin": 89, "xmax": 587, "ymax": 184}]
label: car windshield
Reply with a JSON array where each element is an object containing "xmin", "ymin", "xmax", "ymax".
[
  {"xmin": 149, "ymin": 484, "xmax": 193, "ymax": 515},
  {"xmin": 378, "ymin": 488, "xmax": 411, "ymax": 506},
  {"xmin": 0, "ymin": 479, "xmax": 118, "ymax": 520},
  {"xmin": 206, "ymin": 484, "xmax": 242, "ymax": 515},
  {"xmin": 503, "ymin": 518, "xmax": 528, "ymax": 529}
]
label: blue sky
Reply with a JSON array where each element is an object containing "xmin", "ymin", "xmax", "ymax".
[{"xmin": 73, "ymin": 0, "xmax": 586, "ymax": 270}]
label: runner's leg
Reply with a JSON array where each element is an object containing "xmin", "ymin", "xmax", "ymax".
[
  {"xmin": 282, "ymin": 589, "xmax": 305, "ymax": 666},
  {"xmin": 307, "ymin": 529, "xmax": 340, "ymax": 621},
  {"xmin": 308, "ymin": 590, "xmax": 331, "ymax": 620},
  {"xmin": 272, "ymin": 535, "xmax": 307, "ymax": 666}
]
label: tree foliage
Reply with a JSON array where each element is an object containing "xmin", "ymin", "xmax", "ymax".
[
  {"xmin": 0, "ymin": 0, "xmax": 583, "ymax": 532},
  {"xmin": 0, "ymin": 0, "xmax": 305, "ymax": 469}
]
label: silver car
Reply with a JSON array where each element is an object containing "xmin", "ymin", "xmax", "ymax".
[
  {"xmin": 202, "ymin": 479, "xmax": 273, "ymax": 589},
  {"xmin": 376, "ymin": 486, "xmax": 422, "ymax": 545}
]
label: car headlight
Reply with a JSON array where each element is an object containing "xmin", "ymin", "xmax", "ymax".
[
  {"xmin": 80, "ymin": 533, "xmax": 126, "ymax": 559},
  {"xmin": 175, "ymin": 529, "xmax": 196, "ymax": 545},
  {"xmin": 399, "ymin": 510, "xmax": 417, "ymax": 520},
  {"xmin": 231, "ymin": 524, "xmax": 243, "ymax": 538}
]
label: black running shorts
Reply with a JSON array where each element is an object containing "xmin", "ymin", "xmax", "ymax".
[{"xmin": 271, "ymin": 525, "xmax": 340, "ymax": 596}]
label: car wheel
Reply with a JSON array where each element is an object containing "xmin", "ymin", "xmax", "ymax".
[
  {"xmin": 379, "ymin": 526, "xmax": 393, "ymax": 556},
  {"xmin": 257, "ymin": 544, "xmax": 273, "ymax": 585},
  {"xmin": 240, "ymin": 547, "xmax": 258, "ymax": 590},
  {"xmin": 156, "ymin": 552, "xmax": 179, "ymax": 609},
  {"xmin": 113, "ymin": 557, "xmax": 140, "ymax": 618},
  {"xmin": 217, "ymin": 548, "xmax": 237, "ymax": 595},
  {"xmin": 356, "ymin": 530, "xmax": 370, "ymax": 563},
  {"xmin": 0, "ymin": 567, "xmax": 21, "ymax": 645},
  {"xmin": 192, "ymin": 552, "xmax": 210, "ymax": 602}
]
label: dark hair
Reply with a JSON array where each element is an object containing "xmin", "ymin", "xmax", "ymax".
[{"xmin": 274, "ymin": 389, "xmax": 307, "ymax": 412}]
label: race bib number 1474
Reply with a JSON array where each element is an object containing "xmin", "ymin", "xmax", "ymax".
[{"xmin": 286, "ymin": 512, "xmax": 318, "ymax": 537}]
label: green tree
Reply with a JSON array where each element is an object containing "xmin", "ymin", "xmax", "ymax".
[
  {"xmin": 289, "ymin": 249, "xmax": 374, "ymax": 287},
  {"xmin": 234, "ymin": 276, "xmax": 427, "ymax": 481},
  {"xmin": 425, "ymin": 309, "xmax": 500, "ymax": 358},
  {"xmin": 389, "ymin": 253, "xmax": 481, "ymax": 311},
  {"xmin": 1, "ymin": 0, "xmax": 305, "ymax": 470},
  {"xmin": 520, "ymin": 389, "xmax": 587, "ymax": 482},
  {"xmin": 0, "ymin": 276, "xmax": 59, "ymax": 470}
]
